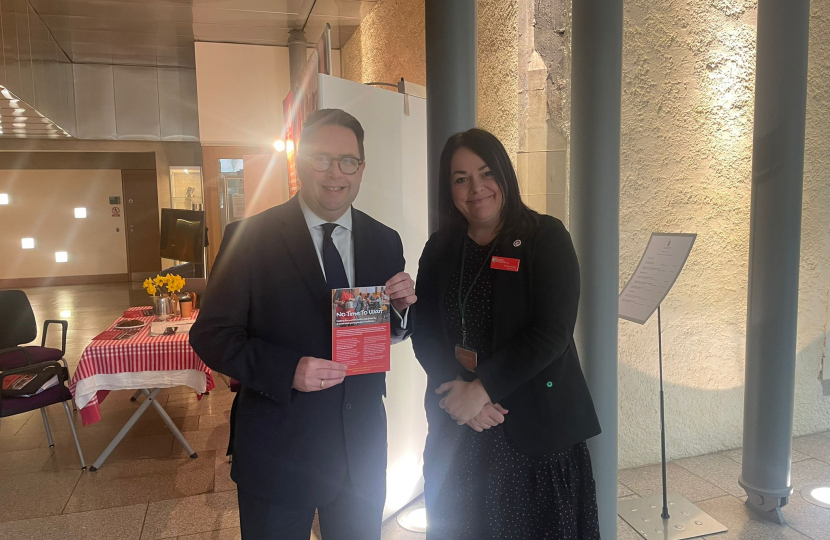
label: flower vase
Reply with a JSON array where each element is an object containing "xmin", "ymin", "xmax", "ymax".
[{"xmin": 153, "ymin": 296, "xmax": 174, "ymax": 321}]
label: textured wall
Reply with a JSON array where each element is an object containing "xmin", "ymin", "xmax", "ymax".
[
  {"xmin": 617, "ymin": 0, "xmax": 830, "ymax": 468},
  {"xmin": 341, "ymin": 0, "xmax": 426, "ymax": 87},
  {"xmin": 477, "ymin": 0, "xmax": 519, "ymax": 162}
]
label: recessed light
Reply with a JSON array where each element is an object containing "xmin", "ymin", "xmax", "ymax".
[
  {"xmin": 396, "ymin": 504, "xmax": 427, "ymax": 533},
  {"xmin": 802, "ymin": 485, "xmax": 830, "ymax": 509},
  {"xmin": 0, "ymin": 194, "xmax": 8, "ymax": 204},
  {"xmin": 21, "ymin": 238, "xmax": 34, "ymax": 249},
  {"xmin": 74, "ymin": 207, "xmax": 87, "ymax": 218},
  {"xmin": 60, "ymin": 310, "xmax": 72, "ymax": 318},
  {"xmin": 1, "ymin": 89, "xmax": 12, "ymax": 99},
  {"xmin": 55, "ymin": 251, "xmax": 68, "ymax": 263}
]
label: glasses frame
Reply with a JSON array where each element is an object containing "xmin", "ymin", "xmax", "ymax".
[{"xmin": 301, "ymin": 154, "xmax": 364, "ymax": 175}]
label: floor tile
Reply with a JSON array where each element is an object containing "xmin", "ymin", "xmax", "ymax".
[
  {"xmin": 618, "ymin": 482, "xmax": 635, "ymax": 498},
  {"xmin": 171, "ymin": 426, "xmax": 230, "ymax": 458},
  {"xmin": 676, "ymin": 452, "xmax": 746, "ymax": 496},
  {"xmin": 792, "ymin": 434, "xmax": 830, "ymax": 463},
  {"xmin": 618, "ymin": 462, "xmax": 728, "ymax": 502},
  {"xmin": 696, "ymin": 495, "xmax": 811, "ymax": 540},
  {"xmin": 177, "ymin": 528, "xmax": 242, "ymax": 540},
  {"xmin": 0, "ymin": 411, "xmax": 36, "ymax": 435},
  {"xmin": 140, "ymin": 491, "xmax": 239, "ymax": 539},
  {"xmin": 43, "ymin": 432, "xmax": 175, "ymax": 471},
  {"xmin": 0, "ymin": 503, "xmax": 147, "ymax": 540},
  {"xmin": 721, "ymin": 447, "xmax": 811, "ymax": 465},
  {"xmin": 214, "ymin": 454, "xmax": 236, "ymax": 492},
  {"xmin": 790, "ymin": 459, "xmax": 830, "ymax": 491},
  {"xmin": 0, "ymin": 469, "xmax": 81, "ymax": 523},
  {"xmin": 617, "ymin": 515, "xmax": 644, "ymax": 540},
  {"xmin": 783, "ymin": 491, "xmax": 830, "ymax": 540},
  {"xmin": 0, "ymin": 447, "xmax": 56, "ymax": 476},
  {"xmin": 64, "ymin": 453, "xmax": 216, "ymax": 513},
  {"xmin": 0, "ymin": 432, "xmax": 47, "ymax": 453},
  {"xmin": 198, "ymin": 412, "xmax": 231, "ymax": 431}
]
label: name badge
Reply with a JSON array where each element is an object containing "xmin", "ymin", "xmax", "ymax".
[
  {"xmin": 491, "ymin": 256, "xmax": 520, "ymax": 272},
  {"xmin": 455, "ymin": 345, "xmax": 478, "ymax": 372}
]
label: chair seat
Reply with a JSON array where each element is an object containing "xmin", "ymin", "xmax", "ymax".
[
  {"xmin": 0, "ymin": 384, "xmax": 73, "ymax": 417},
  {"xmin": 230, "ymin": 379, "xmax": 241, "ymax": 392},
  {"xmin": 0, "ymin": 346, "xmax": 63, "ymax": 370}
]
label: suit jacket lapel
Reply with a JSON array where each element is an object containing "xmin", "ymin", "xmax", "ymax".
[{"xmin": 278, "ymin": 196, "xmax": 331, "ymax": 316}]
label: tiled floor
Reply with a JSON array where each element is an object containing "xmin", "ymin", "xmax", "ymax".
[{"xmin": 1, "ymin": 284, "xmax": 829, "ymax": 539}]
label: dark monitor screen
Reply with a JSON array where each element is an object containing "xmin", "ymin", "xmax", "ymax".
[{"xmin": 159, "ymin": 209, "xmax": 205, "ymax": 263}]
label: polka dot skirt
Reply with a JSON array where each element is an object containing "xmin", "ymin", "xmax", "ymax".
[{"xmin": 423, "ymin": 235, "xmax": 601, "ymax": 540}]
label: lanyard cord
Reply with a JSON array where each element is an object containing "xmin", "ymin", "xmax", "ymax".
[{"xmin": 458, "ymin": 237, "xmax": 499, "ymax": 346}]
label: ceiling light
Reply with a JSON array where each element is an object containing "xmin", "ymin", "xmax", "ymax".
[
  {"xmin": 74, "ymin": 207, "xmax": 87, "ymax": 218},
  {"xmin": 55, "ymin": 251, "xmax": 68, "ymax": 263},
  {"xmin": 286, "ymin": 140, "xmax": 295, "ymax": 153},
  {"xmin": 21, "ymin": 238, "xmax": 34, "ymax": 249},
  {"xmin": 1, "ymin": 89, "xmax": 12, "ymax": 99},
  {"xmin": 396, "ymin": 503, "xmax": 427, "ymax": 533},
  {"xmin": 184, "ymin": 169, "xmax": 190, "ymax": 174},
  {"xmin": 60, "ymin": 310, "xmax": 72, "ymax": 318},
  {"xmin": 273, "ymin": 140, "xmax": 286, "ymax": 152},
  {"xmin": 802, "ymin": 485, "xmax": 830, "ymax": 509},
  {"xmin": 0, "ymin": 194, "xmax": 8, "ymax": 204}
]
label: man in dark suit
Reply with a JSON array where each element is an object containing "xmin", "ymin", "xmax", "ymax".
[{"xmin": 190, "ymin": 109, "xmax": 417, "ymax": 540}]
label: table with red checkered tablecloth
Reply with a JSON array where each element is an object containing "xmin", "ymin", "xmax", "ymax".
[{"xmin": 69, "ymin": 307, "xmax": 215, "ymax": 470}]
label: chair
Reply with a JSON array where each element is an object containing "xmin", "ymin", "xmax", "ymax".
[{"xmin": 0, "ymin": 290, "xmax": 86, "ymax": 469}]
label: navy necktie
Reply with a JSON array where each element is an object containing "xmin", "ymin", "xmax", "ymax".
[{"xmin": 321, "ymin": 223, "xmax": 350, "ymax": 290}]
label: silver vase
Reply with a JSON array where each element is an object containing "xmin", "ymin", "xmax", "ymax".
[{"xmin": 153, "ymin": 296, "xmax": 174, "ymax": 321}]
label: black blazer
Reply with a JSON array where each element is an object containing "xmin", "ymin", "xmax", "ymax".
[
  {"xmin": 189, "ymin": 195, "xmax": 409, "ymax": 505},
  {"xmin": 412, "ymin": 214, "xmax": 601, "ymax": 456}
]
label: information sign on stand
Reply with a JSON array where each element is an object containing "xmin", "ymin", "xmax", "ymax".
[{"xmin": 617, "ymin": 233, "xmax": 728, "ymax": 540}]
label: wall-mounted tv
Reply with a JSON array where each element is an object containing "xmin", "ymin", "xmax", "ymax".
[{"xmin": 159, "ymin": 208, "xmax": 205, "ymax": 263}]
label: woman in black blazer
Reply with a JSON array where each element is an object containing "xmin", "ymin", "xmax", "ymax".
[{"xmin": 413, "ymin": 129, "xmax": 602, "ymax": 539}]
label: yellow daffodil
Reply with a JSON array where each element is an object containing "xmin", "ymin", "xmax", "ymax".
[{"xmin": 147, "ymin": 284, "xmax": 157, "ymax": 296}]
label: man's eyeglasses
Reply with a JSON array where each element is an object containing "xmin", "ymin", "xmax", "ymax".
[{"xmin": 302, "ymin": 154, "xmax": 364, "ymax": 175}]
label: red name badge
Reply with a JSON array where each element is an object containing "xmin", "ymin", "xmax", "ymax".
[{"xmin": 491, "ymin": 256, "xmax": 520, "ymax": 272}]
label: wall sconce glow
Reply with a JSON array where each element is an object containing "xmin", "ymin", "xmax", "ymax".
[
  {"xmin": 55, "ymin": 251, "xmax": 68, "ymax": 263},
  {"xmin": 74, "ymin": 207, "xmax": 87, "ymax": 218},
  {"xmin": 21, "ymin": 238, "xmax": 35, "ymax": 249},
  {"xmin": 0, "ymin": 194, "xmax": 8, "ymax": 205},
  {"xmin": 184, "ymin": 169, "xmax": 190, "ymax": 174},
  {"xmin": 286, "ymin": 140, "xmax": 295, "ymax": 153},
  {"xmin": 273, "ymin": 140, "xmax": 286, "ymax": 152},
  {"xmin": 60, "ymin": 310, "xmax": 72, "ymax": 318}
]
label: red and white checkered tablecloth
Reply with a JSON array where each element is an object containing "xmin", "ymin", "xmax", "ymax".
[{"xmin": 69, "ymin": 307, "xmax": 215, "ymax": 426}]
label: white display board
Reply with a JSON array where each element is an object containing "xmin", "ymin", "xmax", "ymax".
[
  {"xmin": 318, "ymin": 74, "xmax": 429, "ymax": 519},
  {"xmin": 619, "ymin": 233, "xmax": 697, "ymax": 324}
]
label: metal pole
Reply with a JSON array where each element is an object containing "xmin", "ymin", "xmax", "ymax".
[
  {"xmin": 288, "ymin": 29, "xmax": 307, "ymax": 88},
  {"xmin": 424, "ymin": 0, "xmax": 477, "ymax": 233},
  {"xmin": 570, "ymin": 0, "xmax": 622, "ymax": 538},
  {"xmin": 658, "ymin": 306, "xmax": 670, "ymax": 520},
  {"xmin": 740, "ymin": 0, "xmax": 810, "ymax": 525}
]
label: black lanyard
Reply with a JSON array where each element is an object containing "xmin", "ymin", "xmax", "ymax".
[{"xmin": 457, "ymin": 237, "xmax": 498, "ymax": 347}]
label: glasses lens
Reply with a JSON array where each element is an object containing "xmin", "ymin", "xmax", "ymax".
[
  {"xmin": 339, "ymin": 157, "xmax": 360, "ymax": 174},
  {"xmin": 311, "ymin": 155, "xmax": 331, "ymax": 172}
]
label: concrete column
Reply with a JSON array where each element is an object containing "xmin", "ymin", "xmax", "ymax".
[
  {"xmin": 288, "ymin": 29, "xmax": 307, "ymax": 88},
  {"xmin": 739, "ymin": 0, "xmax": 810, "ymax": 525},
  {"xmin": 424, "ymin": 0, "xmax": 477, "ymax": 233},
  {"xmin": 569, "ymin": 1, "xmax": 623, "ymax": 538}
]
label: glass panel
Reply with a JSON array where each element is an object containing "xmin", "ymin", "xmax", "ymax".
[
  {"xmin": 169, "ymin": 166, "xmax": 204, "ymax": 210},
  {"xmin": 217, "ymin": 159, "xmax": 245, "ymax": 236}
]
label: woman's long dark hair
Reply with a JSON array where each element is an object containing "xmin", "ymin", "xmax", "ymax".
[{"xmin": 437, "ymin": 128, "xmax": 537, "ymax": 241}]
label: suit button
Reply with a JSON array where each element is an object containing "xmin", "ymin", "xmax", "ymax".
[
  {"xmin": 345, "ymin": 403, "xmax": 353, "ymax": 411},
  {"xmin": 546, "ymin": 381, "xmax": 553, "ymax": 388}
]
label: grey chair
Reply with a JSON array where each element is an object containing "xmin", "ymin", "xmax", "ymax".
[{"xmin": 0, "ymin": 290, "xmax": 86, "ymax": 469}]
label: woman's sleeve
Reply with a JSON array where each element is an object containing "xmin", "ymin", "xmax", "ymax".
[
  {"xmin": 412, "ymin": 234, "xmax": 465, "ymax": 386},
  {"xmin": 474, "ymin": 218, "xmax": 580, "ymax": 403}
]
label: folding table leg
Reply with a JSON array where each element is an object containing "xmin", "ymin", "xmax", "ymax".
[
  {"xmin": 88, "ymin": 388, "xmax": 161, "ymax": 471},
  {"xmin": 130, "ymin": 389, "xmax": 143, "ymax": 402},
  {"xmin": 141, "ymin": 389, "xmax": 197, "ymax": 458}
]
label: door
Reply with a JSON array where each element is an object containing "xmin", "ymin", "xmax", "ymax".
[{"xmin": 122, "ymin": 169, "xmax": 161, "ymax": 281}]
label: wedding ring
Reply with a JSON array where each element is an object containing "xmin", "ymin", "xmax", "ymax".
[{"xmin": 321, "ymin": 379, "xmax": 325, "ymax": 389}]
